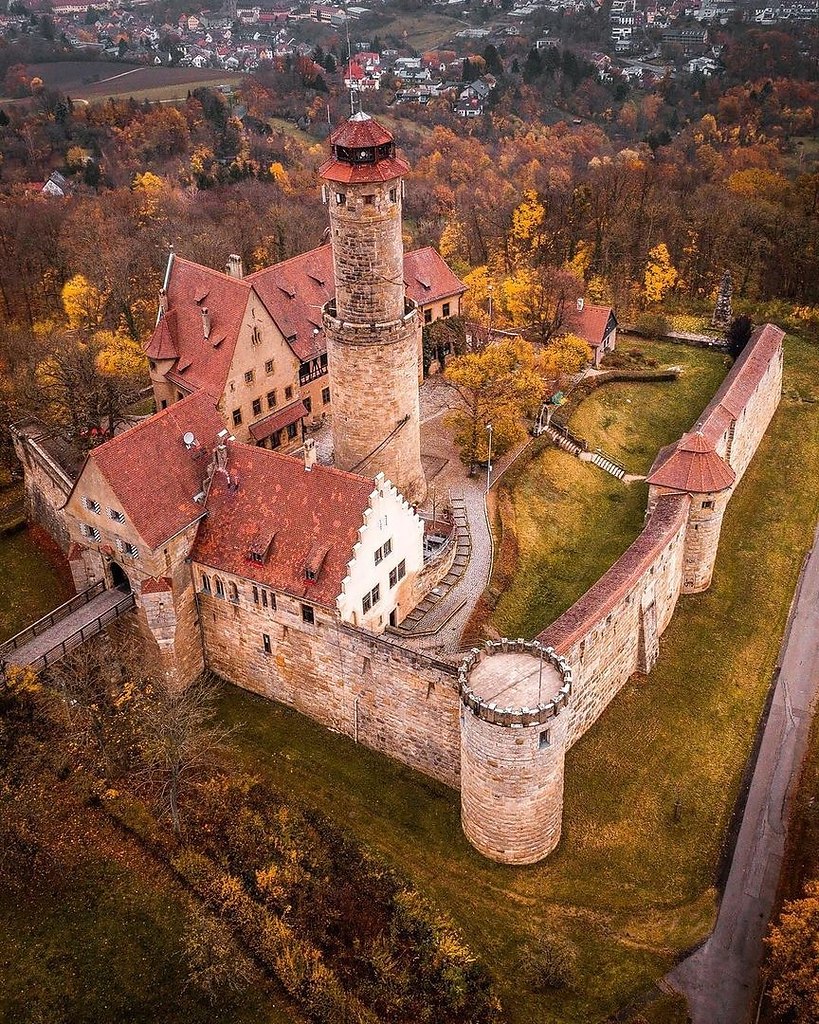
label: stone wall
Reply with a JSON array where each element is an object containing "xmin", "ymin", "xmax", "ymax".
[
  {"xmin": 196, "ymin": 571, "xmax": 460, "ymax": 786},
  {"xmin": 12, "ymin": 430, "xmax": 73, "ymax": 550}
]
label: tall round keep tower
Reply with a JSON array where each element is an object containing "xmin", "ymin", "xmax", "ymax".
[
  {"xmin": 320, "ymin": 112, "xmax": 426, "ymax": 505},
  {"xmin": 458, "ymin": 640, "xmax": 573, "ymax": 865}
]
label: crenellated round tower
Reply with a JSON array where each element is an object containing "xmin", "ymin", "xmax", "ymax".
[
  {"xmin": 320, "ymin": 112, "xmax": 426, "ymax": 505},
  {"xmin": 458, "ymin": 640, "xmax": 573, "ymax": 865},
  {"xmin": 647, "ymin": 429, "xmax": 736, "ymax": 594}
]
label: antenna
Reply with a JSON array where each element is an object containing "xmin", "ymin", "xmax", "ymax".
[{"xmin": 345, "ymin": 13, "xmax": 356, "ymax": 117}]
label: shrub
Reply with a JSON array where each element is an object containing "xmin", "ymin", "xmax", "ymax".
[
  {"xmin": 634, "ymin": 311, "xmax": 670, "ymax": 337},
  {"xmin": 519, "ymin": 932, "xmax": 578, "ymax": 991},
  {"xmin": 181, "ymin": 905, "xmax": 254, "ymax": 1003}
]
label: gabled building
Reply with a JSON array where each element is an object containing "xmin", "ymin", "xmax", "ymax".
[
  {"xmin": 146, "ymin": 246, "xmax": 465, "ymax": 445},
  {"xmin": 564, "ymin": 298, "xmax": 618, "ymax": 367}
]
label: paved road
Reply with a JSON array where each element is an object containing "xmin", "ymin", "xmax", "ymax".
[{"xmin": 667, "ymin": 522, "xmax": 819, "ymax": 1022}]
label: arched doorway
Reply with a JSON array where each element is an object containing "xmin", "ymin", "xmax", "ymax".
[{"xmin": 110, "ymin": 562, "xmax": 131, "ymax": 593}]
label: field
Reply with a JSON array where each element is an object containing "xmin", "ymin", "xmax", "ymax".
[
  {"xmin": 21, "ymin": 62, "xmax": 239, "ymax": 103},
  {"xmin": 488, "ymin": 339, "xmax": 727, "ymax": 638},
  {"xmin": 216, "ymin": 333, "xmax": 819, "ymax": 1022},
  {"xmin": 357, "ymin": 11, "xmax": 465, "ymax": 51}
]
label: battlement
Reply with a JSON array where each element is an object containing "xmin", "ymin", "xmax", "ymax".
[
  {"xmin": 322, "ymin": 297, "xmax": 418, "ymax": 339},
  {"xmin": 458, "ymin": 639, "xmax": 573, "ymax": 727}
]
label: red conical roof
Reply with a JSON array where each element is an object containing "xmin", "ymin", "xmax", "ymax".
[
  {"xmin": 330, "ymin": 111, "xmax": 393, "ymax": 148},
  {"xmin": 647, "ymin": 430, "xmax": 736, "ymax": 494},
  {"xmin": 319, "ymin": 111, "xmax": 409, "ymax": 185}
]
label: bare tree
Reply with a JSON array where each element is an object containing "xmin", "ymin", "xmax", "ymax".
[{"xmin": 137, "ymin": 675, "xmax": 232, "ymax": 837}]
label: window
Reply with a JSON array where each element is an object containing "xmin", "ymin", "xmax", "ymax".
[
  {"xmin": 320, "ymin": 353, "xmax": 328, "ymax": 370},
  {"xmin": 335, "ymin": 191, "xmax": 346, "ymax": 206},
  {"xmin": 265, "ymin": 359, "xmax": 275, "ymax": 375},
  {"xmin": 285, "ymin": 385, "xmax": 293, "ymax": 401},
  {"xmin": 363, "ymin": 194, "xmax": 375, "ymax": 205},
  {"xmin": 424, "ymin": 308, "xmax": 432, "ymax": 324},
  {"xmin": 305, "ymin": 567, "xmax": 317, "ymax": 581},
  {"xmin": 119, "ymin": 539, "xmax": 139, "ymax": 559},
  {"xmin": 161, "ymin": 399, "xmax": 168, "ymax": 409},
  {"xmin": 442, "ymin": 302, "xmax": 450, "ymax": 317},
  {"xmin": 539, "ymin": 729, "xmax": 551, "ymax": 749},
  {"xmin": 263, "ymin": 633, "xmax": 271, "ymax": 655},
  {"xmin": 252, "ymin": 585, "xmax": 259, "ymax": 604},
  {"xmin": 201, "ymin": 574, "xmax": 211, "ymax": 594},
  {"xmin": 287, "ymin": 422, "xmax": 298, "ymax": 440},
  {"xmin": 250, "ymin": 552, "xmax": 264, "ymax": 564},
  {"xmin": 252, "ymin": 398, "xmax": 262, "ymax": 417},
  {"xmin": 301, "ymin": 603, "xmax": 315, "ymax": 625},
  {"xmin": 702, "ymin": 499, "xmax": 715, "ymax": 509},
  {"xmin": 108, "ymin": 508, "xmax": 125, "ymax": 523},
  {"xmin": 389, "ymin": 559, "xmax": 406, "ymax": 588},
  {"xmin": 374, "ymin": 538, "xmax": 392, "ymax": 566},
  {"xmin": 322, "ymin": 387, "xmax": 331, "ymax": 405},
  {"xmin": 82, "ymin": 497, "xmax": 101, "ymax": 514},
  {"xmin": 270, "ymin": 431, "xmax": 282, "ymax": 449},
  {"xmin": 267, "ymin": 390, "xmax": 277, "ymax": 410},
  {"xmin": 244, "ymin": 369, "xmax": 255, "ymax": 384},
  {"xmin": 304, "ymin": 397, "xmax": 312, "ymax": 414},
  {"xmin": 269, "ymin": 592, "xmax": 276, "ymax": 611},
  {"xmin": 232, "ymin": 408, "xmax": 242, "ymax": 427},
  {"xmin": 215, "ymin": 577, "xmax": 225, "ymax": 599},
  {"xmin": 362, "ymin": 584, "xmax": 380, "ymax": 614},
  {"xmin": 389, "ymin": 187, "xmax": 398, "ymax": 203},
  {"xmin": 81, "ymin": 524, "xmax": 101, "ymax": 541},
  {"xmin": 261, "ymin": 589, "xmax": 268, "ymax": 608},
  {"xmin": 228, "ymin": 582, "xmax": 239, "ymax": 604},
  {"xmin": 251, "ymin": 325, "xmax": 261, "ymax": 346}
]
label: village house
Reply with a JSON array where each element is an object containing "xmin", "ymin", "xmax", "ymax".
[{"xmin": 564, "ymin": 297, "xmax": 618, "ymax": 367}]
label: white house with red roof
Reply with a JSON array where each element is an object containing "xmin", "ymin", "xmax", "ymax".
[{"xmin": 564, "ymin": 297, "xmax": 618, "ymax": 367}]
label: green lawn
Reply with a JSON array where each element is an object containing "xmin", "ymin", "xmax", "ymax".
[
  {"xmin": 488, "ymin": 339, "xmax": 727, "ymax": 638},
  {"xmin": 571, "ymin": 338, "xmax": 728, "ymax": 474},
  {"xmin": 217, "ymin": 334, "xmax": 819, "ymax": 1023},
  {"xmin": 0, "ymin": 523, "xmax": 71, "ymax": 642}
]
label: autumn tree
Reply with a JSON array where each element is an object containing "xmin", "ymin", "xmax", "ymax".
[
  {"xmin": 764, "ymin": 880, "xmax": 819, "ymax": 1022},
  {"xmin": 138, "ymin": 675, "xmax": 232, "ymax": 837},
  {"xmin": 643, "ymin": 243, "xmax": 679, "ymax": 305},
  {"xmin": 502, "ymin": 265, "xmax": 584, "ymax": 340},
  {"xmin": 443, "ymin": 337, "xmax": 546, "ymax": 474}
]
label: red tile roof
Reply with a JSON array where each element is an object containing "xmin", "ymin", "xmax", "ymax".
[
  {"xmin": 564, "ymin": 302, "xmax": 616, "ymax": 348},
  {"xmin": 695, "ymin": 323, "xmax": 784, "ymax": 443},
  {"xmin": 646, "ymin": 430, "xmax": 736, "ymax": 493},
  {"xmin": 147, "ymin": 256, "xmax": 251, "ymax": 398},
  {"xmin": 404, "ymin": 247, "xmax": 467, "ymax": 305},
  {"xmin": 537, "ymin": 492, "xmax": 690, "ymax": 652},
  {"xmin": 193, "ymin": 443, "xmax": 373, "ymax": 607},
  {"xmin": 147, "ymin": 247, "xmax": 464, "ymax": 389},
  {"xmin": 74, "ymin": 391, "xmax": 224, "ymax": 551},
  {"xmin": 248, "ymin": 399, "xmax": 308, "ymax": 442},
  {"xmin": 329, "ymin": 112, "xmax": 393, "ymax": 148},
  {"xmin": 319, "ymin": 156, "xmax": 410, "ymax": 185},
  {"xmin": 142, "ymin": 576, "xmax": 173, "ymax": 593}
]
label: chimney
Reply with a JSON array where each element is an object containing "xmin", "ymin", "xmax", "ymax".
[
  {"xmin": 225, "ymin": 254, "xmax": 244, "ymax": 279},
  {"xmin": 158, "ymin": 287, "xmax": 168, "ymax": 316},
  {"xmin": 201, "ymin": 306, "xmax": 211, "ymax": 339},
  {"xmin": 576, "ymin": 296, "xmax": 585, "ymax": 312},
  {"xmin": 303, "ymin": 436, "xmax": 317, "ymax": 472}
]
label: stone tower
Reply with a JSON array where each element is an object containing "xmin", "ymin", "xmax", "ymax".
[
  {"xmin": 711, "ymin": 270, "xmax": 733, "ymax": 331},
  {"xmin": 458, "ymin": 640, "xmax": 573, "ymax": 865},
  {"xmin": 646, "ymin": 430, "xmax": 736, "ymax": 594},
  {"xmin": 320, "ymin": 112, "xmax": 426, "ymax": 505}
]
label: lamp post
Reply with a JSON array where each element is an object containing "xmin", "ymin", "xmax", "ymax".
[
  {"xmin": 487, "ymin": 283, "xmax": 495, "ymax": 339},
  {"xmin": 485, "ymin": 422, "xmax": 493, "ymax": 493}
]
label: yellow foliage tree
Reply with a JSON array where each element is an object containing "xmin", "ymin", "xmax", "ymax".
[
  {"xmin": 541, "ymin": 333, "xmax": 592, "ymax": 387},
  {"xmin": 764, "ymin": 880, "xmax": 819, "ymax": 1021},
  {"xmin": 461, "ymin": 265, "xmax": 499, "ymax": 330},
  {"xmin": 643, "ymin": 243, "xmax": 678, "ymax": 305},
  {"xmin": 268, "ymin": 161, "xmax": 291, "ymax": 192},
  {"xmin": 502, "ymin": 265, "xmax": 583, "ymax": 339},
  {"xmin": 439, "ymin": 219, "xmax": 471, "ymax": 278},
  {"xmin": 132, "ymin": 171, "xmax": 168, "ymax": 219},
  {"xmin": 61, "ymin": 274, "xmax": 107, "ymax": 332},
  {"xmin": 510, "ymin": 188, "xmax": 547, "ymax": 267},
  {"xmin": 443, "ymin": 336, "xmax": 546, "ymax": 472}
]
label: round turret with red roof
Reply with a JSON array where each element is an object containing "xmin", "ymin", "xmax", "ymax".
[{"xmin": 319, "ymin": 111, "xmax": 409, "ymax": 185}]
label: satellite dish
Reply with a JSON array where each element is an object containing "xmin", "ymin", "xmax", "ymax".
[{"xmin": 183, "ymin": 431, "xmax": 196, "ymax": 447}]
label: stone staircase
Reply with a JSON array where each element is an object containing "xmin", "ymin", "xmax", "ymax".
[
  {"xmin": 591, "ymin": 450, "xmax": 626, "ymax": 480},
  {"xmin": 546, "ymin": 425, "xmax": 583, "ymax": 457},
  {"xmin": 392, "ymin": 496, "xmax": 472, "ymax": 635}
]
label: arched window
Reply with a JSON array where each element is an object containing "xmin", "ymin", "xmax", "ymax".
[
  {"xmin": 228, "ymin": 582, "xmax": 239, "ymax": 604},
  {"xmin": 201, "ymin": 574, "xmax": 211, "ymax": 594},
  {"xmin": 215, "ymin": 577, "xmax": 225, "ymax": 599}
]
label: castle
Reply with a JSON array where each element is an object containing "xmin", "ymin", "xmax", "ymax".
[{"xmin": 10, "ymin": 113, "xmax": 785, "ymax": 865}]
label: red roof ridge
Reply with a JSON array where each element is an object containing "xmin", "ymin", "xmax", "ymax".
[
  {"xmin": 172, "ymin": 254, "xmax": 252, "ymax": 291},
  {"xmin": 244, "ymin": 243, "xmax": 333, "ymax": 281},
  {"xmin": 228, "ymin": 436, "xmax": 379, "ymax": 491}
]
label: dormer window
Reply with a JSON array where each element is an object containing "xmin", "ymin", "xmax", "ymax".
[
  {"xmin": 248, "ymin": 527, "xmax": 276, "ymax": 564},
  {"xmin": 305, "ymin": 568, "xmax": 318, "ymax": 582},
  {"xmin": 108, "ymin": 508, "xmax": 125, "ymax": 523}
]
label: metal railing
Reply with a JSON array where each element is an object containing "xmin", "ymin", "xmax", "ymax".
[
  {"xmin": 3, "ymin": 591, "xmax": 135, "ymax": 677},
  {"xmin": 0, "ymin": 580, "xmax": 107, "ymax": 659}
]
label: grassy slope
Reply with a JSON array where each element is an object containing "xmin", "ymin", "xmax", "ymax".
[
  {"xmin": 0, "ymin": 526, "xmax": 71, "ymax": 642},
  {"xmin": 218, "ymin": 335, "xmax": 819, "ymax": 1023},
  {"xmin": 489, "ymin": 340, "xmax": 726, "ymax": 639},
  {"xmin": 0, "ymin": 793, "xmax": 299, "ymax": 1024}
]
